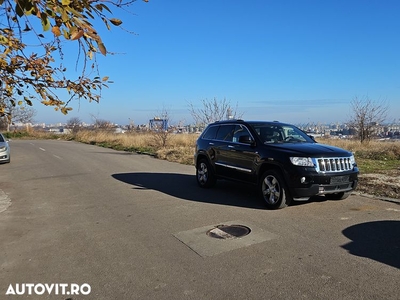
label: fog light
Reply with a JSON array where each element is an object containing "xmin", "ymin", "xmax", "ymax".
[{"xmin": 300, "ymin": 177, "xmax": 307, "ymax": 184}]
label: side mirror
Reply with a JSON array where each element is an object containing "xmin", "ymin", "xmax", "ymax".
[{"xmin": 239, "ymin": 135, "xmax": 255, "ymax": 145}]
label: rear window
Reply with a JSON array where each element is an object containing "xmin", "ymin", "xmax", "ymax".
[{"xmin": 202, "ymin": 125, "xmax": 219, "ymax": 140}]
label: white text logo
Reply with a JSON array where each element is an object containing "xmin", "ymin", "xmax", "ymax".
[{"xmin": 6, "ymin": 283, "xmax": 91, "ymax": 296}]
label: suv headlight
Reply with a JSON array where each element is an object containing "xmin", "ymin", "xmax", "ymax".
[
  {"xmin": 290, "ymin": 157, "xmax": 314, "ymax": 167},
  {"xmin": 0, "ymin": 146, "xmax": 6, "ymax": 151},
  {"xmin": 350, "ymin": 155, "xmax": 356, "ymax": 166}
]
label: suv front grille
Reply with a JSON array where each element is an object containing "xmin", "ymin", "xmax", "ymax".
[{"xmin": 314, "ymin": 157, "xmax": 353, "ymax": 173}]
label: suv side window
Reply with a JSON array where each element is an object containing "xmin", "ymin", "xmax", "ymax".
[
  {"xmin": 202, "ymin": 125, "xmax": 219, "ymax": 140},
  {"xmin": 233, "ymin": 125, "xmax": 252, "ymax": 143},
  {"xmin": 216, "ymin": 124, "xmax": 235, "ymax": 141}
]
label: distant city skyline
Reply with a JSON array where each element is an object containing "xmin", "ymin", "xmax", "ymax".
[{"xmin": 34, "ymin": 98, "xmax": 399, "ymax": 127}]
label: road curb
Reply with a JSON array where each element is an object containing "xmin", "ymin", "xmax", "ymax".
[{"xmin": 354, "ymin": 192, "xmax": 400, "ymax": 205}]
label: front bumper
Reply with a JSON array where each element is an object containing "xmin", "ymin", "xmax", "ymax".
[
  {"xmin": 0, "ymin": 151, "xmax": 10, "ymax": 162},
  {"xmin": 293, "ymin": 179, "xmax": 358, "ymax": 198},
  {"xmin": 287, "ymin": 168, "xmax": 359, "ymax": 198}
]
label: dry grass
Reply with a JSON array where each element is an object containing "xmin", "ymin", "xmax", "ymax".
[
  {"xmin": 72, "ymin": 130, "xmax": 198, "ymax": 164},
  {"xmin": 317, "ymin": 137, "xmax": 400, "ymax": 160}
]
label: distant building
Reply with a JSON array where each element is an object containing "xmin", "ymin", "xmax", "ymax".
[{"xmin": 149, "ymin": 117, "xmax": 168, "ymax": 131}]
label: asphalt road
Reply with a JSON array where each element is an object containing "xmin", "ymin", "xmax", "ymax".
[{"xmin": 0, "ymin": 139, "xmax": 399, "ymax": 300}]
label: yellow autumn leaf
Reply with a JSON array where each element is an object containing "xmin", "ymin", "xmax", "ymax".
[
  {"xmin": 0, "ymin": 34, "xmax": 8, "ymax": 44},
  {"xmin": 63, "ymin": 29, "xmax": 69, "ymax": 39},
  {"xmin": 71, "ymin": 29, "xmax": 84, "ymax": 40},
  {"xmin": 102, "ymin": 76, "xmax": 109, "ymax": 81},
  {"xmin": 52, "ymin": 26, "xmax": 61, "ymax": 37},
  {"xmin": 98, "ymin": 42, "xmax": 107, "ymax": 56}
]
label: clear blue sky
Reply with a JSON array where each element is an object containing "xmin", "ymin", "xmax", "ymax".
[{"xmin": 35, "ymin": 0, "xmax": 400, "ymax": 126}]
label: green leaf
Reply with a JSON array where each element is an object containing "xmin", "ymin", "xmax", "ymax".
[
  {"xmin": 62, "ymin": 0, "xmax": 71, "ymax": 5},
  {"xmin": 61, "ymin": 10, "xmax": 69, "ymax": 22},
  {"xmin": 41, "ymin": 13, "xmax": 51, "ymax": 31}
]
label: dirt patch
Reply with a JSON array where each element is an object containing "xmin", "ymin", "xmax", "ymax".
[{"xmin": 357, "ymin": 169, "xmax": 400, "ymax": 200}]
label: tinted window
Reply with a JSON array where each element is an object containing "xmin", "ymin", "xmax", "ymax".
[
  {"xmin": 250, "ymin": 123, "xmax": 313, "ymax": 144},
  {"xmin": 0, "ymin": 134, "xmax": 4, "ymax": 142},
  {"xmin": 233, "ymin": 125, "xmax": 252, "ymax": 143},
  {"xmin": 216, "ymin": 125, "xmax": 235, "ymax": 141},
  {"xmin": 202, "ymin": 125, "xmax": 219, "ymax": 140}
]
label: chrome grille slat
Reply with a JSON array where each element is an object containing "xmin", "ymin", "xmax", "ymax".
[{"xmin": 314, "ymin": 157, "xmax": 353, "ymax": 173}]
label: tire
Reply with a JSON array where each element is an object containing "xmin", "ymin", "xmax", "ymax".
[
  {"xmin": 260, "ymin": 170, "xmax": 292, "ymax": 209},
  {"xmin": 196, "ymin": 159, "xmax": 216, "ymax": 188},
  {"xmin": 325, "ymin": 191, "xmax": 351, "ymax": 200}
]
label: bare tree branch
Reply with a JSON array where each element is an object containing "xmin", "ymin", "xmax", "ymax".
[
  {"xmin": 348, "ymin": 96, "xmax": 388, "ymax": 143},
  {"xmin": 188, "ymin": 98, "xmax": 244, "ymax": 127}
]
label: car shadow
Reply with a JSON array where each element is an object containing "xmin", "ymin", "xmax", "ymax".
[
  {"xmin": 112, "ymin": 172, "xmax": 265, "ymax": 209},
  {"xmin": 342, "ymin": 220, "xmax": 400, "ymax": 269}
]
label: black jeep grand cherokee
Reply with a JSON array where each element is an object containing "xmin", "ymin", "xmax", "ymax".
[{"xmin": 194, "ymin": 120, "xmax": 358, "ymax": 209}]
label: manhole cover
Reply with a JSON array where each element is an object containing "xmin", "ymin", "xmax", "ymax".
[{"xmin": 206, "ymin": 225, "xmax": 251, "ymax": 239}]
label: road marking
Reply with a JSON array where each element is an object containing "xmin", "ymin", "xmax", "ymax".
[
  {"xmin": 39, "ymin": 148, "xmax": 46, "ymax": 151},
  {"xmin": 53, "ymin": 155, "xmax": 62, "ymax": 160},
  {"xmin": 0, "ymin": 190, "xmax": 11, "ymax": 213}
]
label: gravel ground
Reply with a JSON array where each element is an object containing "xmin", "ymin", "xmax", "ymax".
[{"xmin": 357, "ymin": 170, "xmax": 400, "ymax": 200}]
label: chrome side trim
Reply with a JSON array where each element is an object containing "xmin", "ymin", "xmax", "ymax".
[{"xmin": 215, "ymin": 162, "xmax": 252, "ymax": 173}]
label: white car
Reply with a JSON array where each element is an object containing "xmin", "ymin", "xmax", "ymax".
[{"xmin": 0, "ymin": 133, "xmax": 10, "ymax": 163}]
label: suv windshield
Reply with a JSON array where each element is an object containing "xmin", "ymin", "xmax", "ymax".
[{"xmin": 249, "ymin": 123, "xmax": 314, "ymax": 144}]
